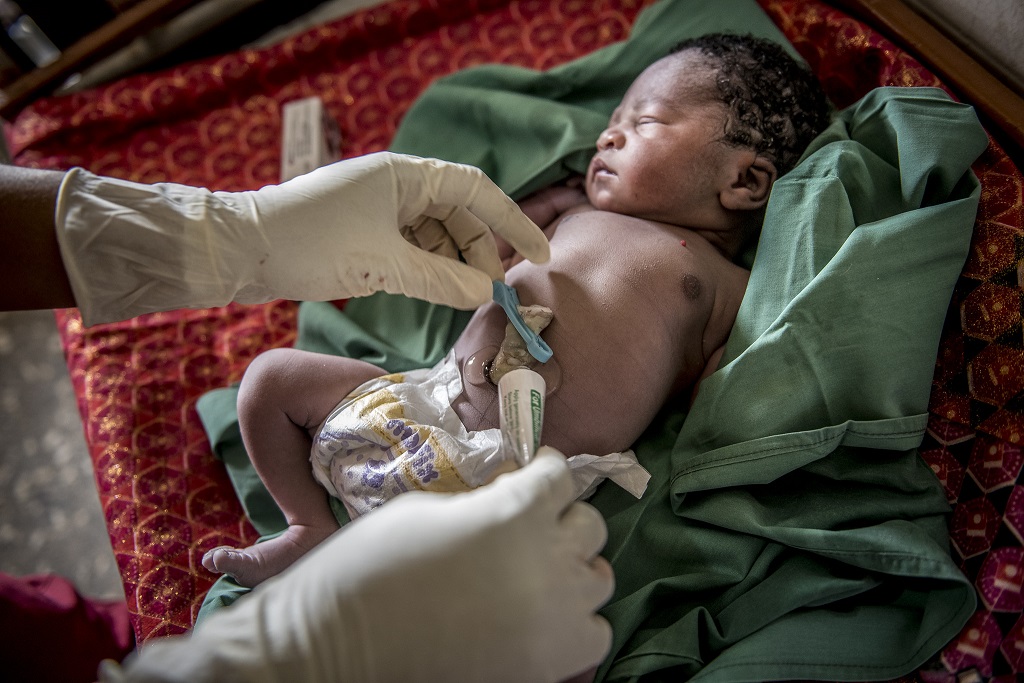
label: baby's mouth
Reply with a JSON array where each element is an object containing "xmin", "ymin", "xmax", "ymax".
[{"xmin": 591, "ymin": 158, "xmax": 615, "ymax": 177}]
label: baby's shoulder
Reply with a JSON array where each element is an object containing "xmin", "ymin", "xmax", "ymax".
[{"xmin": 551, "ymin": 205, "xmax": 670, "ymax": 235}]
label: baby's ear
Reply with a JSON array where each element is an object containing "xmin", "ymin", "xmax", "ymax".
[{"xmin": 721, "ymin": 152, "xmax": 777, "ymax": 211}]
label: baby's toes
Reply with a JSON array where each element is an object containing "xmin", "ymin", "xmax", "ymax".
[
  {"xmin": 201, "ymin": 546, "xmax": 235, "ymax": 573},
  {"xmin": 204, "ymin": 547, "xmax": 268, "ymax": 587}
]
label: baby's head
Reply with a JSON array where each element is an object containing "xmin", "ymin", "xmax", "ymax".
[
  {"xmin": 671, "ymin": 33, "xmax": 831, "ymax": 176},
  {"xmin": 586, "ymin": 33, "xmax": 831, "ymax": 255}
]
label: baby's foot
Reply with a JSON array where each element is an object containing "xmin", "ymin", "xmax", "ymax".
[{"xmin": 202, "ymin": 524, "xmax": 337, "ymax": 587}]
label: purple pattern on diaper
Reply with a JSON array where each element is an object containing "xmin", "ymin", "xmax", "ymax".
[
  {"xmin": 317, "ymin": 386, "xmax": 467, "ymax": 518},
  {"xmin": 385, "ymin": 419, "xmax": 440, "ymax": 483},
  {"xmin": 413, "ymin": 452, "xmax": 440, "ymax": 483},
  {"xmin": 360, "ymin": 458, "xmax": 388, "ymax": 490},
  {"xmin": 323, "ymin": 426, "xmax": 378, "ymax": 450}
]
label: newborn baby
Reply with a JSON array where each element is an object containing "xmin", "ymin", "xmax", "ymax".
[
  {"xmin": 452, "ymin": 192, "xmax": 749, "ymax": 458},
  {"xmin": 203, "ymin": 33, "xmax": 831, "ymax": 587}
]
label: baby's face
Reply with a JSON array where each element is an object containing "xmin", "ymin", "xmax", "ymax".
[{"xmin": 586, "ymin": 52, "xmax": 732, "ymax": 226}]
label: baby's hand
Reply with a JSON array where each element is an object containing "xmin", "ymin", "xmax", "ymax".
[
  {"xmin": 501, "ymin": 179, "xmax": 588, "ymax": 270},
  {"xmin": 518, "ymin": 181, "xmax": 588, "ymax": 229}
]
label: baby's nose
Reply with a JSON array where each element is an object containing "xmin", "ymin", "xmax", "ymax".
[{"xmin": 597, "ymin": 128, "xmax": 623, "ymax": 150}]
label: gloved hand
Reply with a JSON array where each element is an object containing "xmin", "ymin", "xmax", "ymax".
[
  {"xmin": 101, "ymin": 447, "xmax": 614, "ymax": 683},
  {"xmin": 55, "ymin": 152, "xmax": 550, "ymax": 325}
]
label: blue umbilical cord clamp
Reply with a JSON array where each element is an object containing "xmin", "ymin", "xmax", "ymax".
[{"xmin": 492, "ymin": 280, "xmax": 553, "ymax": 363}]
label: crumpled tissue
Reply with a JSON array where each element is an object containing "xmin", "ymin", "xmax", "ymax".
[{"xmin": 567, "ymin": 451, "xmax": 650, "ymax": 500}]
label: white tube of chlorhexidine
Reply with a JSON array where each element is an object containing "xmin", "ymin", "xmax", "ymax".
[{"xmin": 498, "ymin": 368, "xmax": 546, "ymax": 467}]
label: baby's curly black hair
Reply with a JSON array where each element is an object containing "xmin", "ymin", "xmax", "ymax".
[{"xmin": 671, "ymin": 33, "xmax": 832, "ymax": 175}]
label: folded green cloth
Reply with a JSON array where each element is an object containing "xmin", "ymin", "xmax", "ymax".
[
  {"xmin": 590, "ymin": 87, "xmax": 985, "ymax": 681},
  {"xmin": 197, "ymin": 0, "xmax": 987, "ymax": 679}
]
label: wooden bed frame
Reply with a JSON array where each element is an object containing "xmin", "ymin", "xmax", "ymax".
[
  {"xmin": 834, "ymin": 0, "xmax": 1024, "ymax": 161},
  {"xmin": 3, "ymin": 0, "xmax": 1021, "ymax": 158},
  {"xmin": 0, "ymin": 0, "xmax": 202, "ymax": 119}
]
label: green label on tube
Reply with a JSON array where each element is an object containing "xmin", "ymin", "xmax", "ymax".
[{"xmin": 530, "ymin": 389, "xmax": 542, "ymax": 452}]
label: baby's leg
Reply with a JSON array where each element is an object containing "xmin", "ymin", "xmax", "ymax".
[{"xmin": 202, "ymin": 348, "xmax": 385, "ymax": 586}]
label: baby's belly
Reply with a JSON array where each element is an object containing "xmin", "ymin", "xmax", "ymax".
[{"xmin": 452, "ymin": 244, "xmax": 701, "ymax": 456}]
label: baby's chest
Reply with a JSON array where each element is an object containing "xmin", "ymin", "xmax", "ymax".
[{"xmin": 548, "ymin": 223, "xmax": 713, "ymax": 309}]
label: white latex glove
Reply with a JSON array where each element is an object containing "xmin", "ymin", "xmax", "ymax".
[
  {"xmin": 55, "ymin": 152, "xmax": 550, "ymax": 326},
  {"xmin": 100, "ymin": 447, "xmax": 614, "ymax": 683}
]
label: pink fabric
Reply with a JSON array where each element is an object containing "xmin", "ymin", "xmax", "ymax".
[{"xmin": 0, "ymin": 572, "xmax": 133, "ymax": 683}]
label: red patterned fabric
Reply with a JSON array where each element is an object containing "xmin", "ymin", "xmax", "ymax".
[
  {"xmin": 11, "ymin": 0, "xmax": 660, "ymax": 645},
  {"xmin": 9, "ymin": 0, "xmax": 1024, "ymax": 678}
]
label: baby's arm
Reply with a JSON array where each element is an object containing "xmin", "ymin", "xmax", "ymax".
[
  {"xmin": 689, "ymin": 346, "xmax": 726, "ymax": 407},
  {"xmin": 518, "ymin": 181, "xmax": 589, "ymax": 230},
  {"xmin": 496, "ymin": 180, "xmax": 588, "ymax": 268}
]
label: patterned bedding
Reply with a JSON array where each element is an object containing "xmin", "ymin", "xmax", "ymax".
[{"xmin": 7, "ymin": 0, "xmax": 1023, "ymax": 677}]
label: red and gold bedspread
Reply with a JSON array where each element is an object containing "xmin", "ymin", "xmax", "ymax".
[{"xmin": 8, "ymin": 0, "xmax": 1024, "ymax": 678}]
